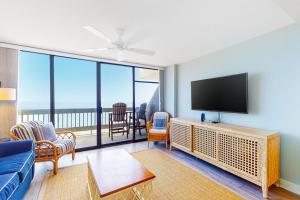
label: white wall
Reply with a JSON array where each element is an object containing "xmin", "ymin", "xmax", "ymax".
[
  {"xmin": 164, "ymin": 23, "xmax": 300, "ymax": 189},
  {"xmin": 0, "ymin": 47, "xmax": 18, "ymax": 138},
  {"xmin": 163, "ymin": 64, "xmax": 177, "ymax": 117}
]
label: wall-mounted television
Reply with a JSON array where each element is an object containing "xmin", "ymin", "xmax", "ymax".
[{"xmin": 191, "ymin": 73, "xmax": 248, "ymax": 113}]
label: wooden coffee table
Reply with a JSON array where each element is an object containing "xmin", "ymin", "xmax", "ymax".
[{"xmin": 87, "ymin": 149, "xmax": 155, "ymax": 200}]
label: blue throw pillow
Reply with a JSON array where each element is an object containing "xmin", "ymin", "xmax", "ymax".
[
  {"xmin": 153, "ymin": 118, "xmax": 167, "ymax": 129},
  {"xmin": 41, "ymin": 123, "xmax": 57, "ymax": 142}
]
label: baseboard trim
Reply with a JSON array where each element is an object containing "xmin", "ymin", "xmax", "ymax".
[{"xmin": 280, "ymin": 179, "xmax": 300, "ymax": 195}]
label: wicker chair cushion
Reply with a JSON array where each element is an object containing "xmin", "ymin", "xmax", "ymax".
[
  {"xmin": 153, "ymin": 112, "xmax": 168, "ymax": 129},
  {"xmin": 149, "ymin": 128, "xmax": 167, "ymax": 134},
  {"xmin": 53, "ymin": 139, "xmax": 75, "ymax": 154},
  {"xmin": 36, "ymin": 139, "xmax": 75, "ymax": 156},
  {"xmin": 11, "ymin": 123, "xmax": 36, "ymax": 141}
]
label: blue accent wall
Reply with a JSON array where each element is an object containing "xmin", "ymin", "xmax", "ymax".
[{"xmin": 168, "ymin": 24, "xmax": 300, "ymax": 186}]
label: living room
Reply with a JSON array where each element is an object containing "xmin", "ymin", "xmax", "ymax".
[{"xmin": 0, "ymin": 0, "xmax": 300, "ymax": 200}]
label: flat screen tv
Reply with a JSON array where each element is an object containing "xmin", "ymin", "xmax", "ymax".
[{"xmin": 191, "ymin": 73, "xmax": 248, "ymax": 113}]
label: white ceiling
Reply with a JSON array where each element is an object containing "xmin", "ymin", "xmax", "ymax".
[
  {"xmin": 0, "ymin": 0, "xmax": 295, "ymax": 67},
  {"xmin": 273, "ymin": 0, "xmax": 300, "ymax": 22}
]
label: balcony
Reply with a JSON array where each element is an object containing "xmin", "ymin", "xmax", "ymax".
[{"xmin": 18, "ymin": 107, "xmax": 147, "ymax": 148}]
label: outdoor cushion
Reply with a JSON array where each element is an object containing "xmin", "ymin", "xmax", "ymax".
[
  {"xmin": 153, "ymin": 112, "xmax": 168, "ymax": 129},
  {"xmin": 53, "ymin": 139, "xmax": 75, "ymax": 154},
  {"xmin": 149, "ymin": 128, "xmax": 167, "ymax": 134},
  {"xmin": 0, "ymin": 151, "xmax": 35, "ymax": 182},
  {"xmin": 0, "ymin": 172, "xmax": 20, "ymax": 200},
  {"xmin": 40, "ymin": 122, "xmax": 57, "ymax": 142}
]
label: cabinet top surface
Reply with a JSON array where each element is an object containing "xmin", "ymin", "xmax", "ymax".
[{"xmin": 171, "ymin": 118, "xmax": 278, "ymax": 137}]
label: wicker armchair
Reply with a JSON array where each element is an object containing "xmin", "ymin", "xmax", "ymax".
[
  {"xmin": 10, "ymin": 121, "xmax": 76, "ymax": 175},
  {"xmin": 147, "ymin": 112, "xmax": 170, "ymax": 149}
]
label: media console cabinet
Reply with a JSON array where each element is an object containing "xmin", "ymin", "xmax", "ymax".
[{"xmin": 170, "ymin": 118, "xmax": 280, "ymax": 198}]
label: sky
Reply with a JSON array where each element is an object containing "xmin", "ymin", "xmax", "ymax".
[{"xmin": 19, "ymin": 51, "xmax": 158, "ymax": 110}]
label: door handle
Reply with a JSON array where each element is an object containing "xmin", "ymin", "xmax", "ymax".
[{"xmin": 98, "ymin": 107, "xmax": 102, "ymax": 113}]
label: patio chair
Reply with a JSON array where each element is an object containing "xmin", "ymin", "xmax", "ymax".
[
  {"xmin": 9, "ymin": 121, "xmax": 76, "ymax": 175},
  {"xmin": 109, "ymin": 102, "xmax": 130, "ymax": 140},
  {"xmin": 147, "ymin": 112, "xmax": 170, "ymax": 149},
  {"xmin": 135, "ymin": 103, "xmax": 147, "ymax": 135}
]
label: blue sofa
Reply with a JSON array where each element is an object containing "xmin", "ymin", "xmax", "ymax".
[{"xmin": 0, "ymin": 140, "xmax": 35, "ymax": 200}]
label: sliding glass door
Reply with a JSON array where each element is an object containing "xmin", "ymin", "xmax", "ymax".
[
  {"xmin": 100, "ymin": 63, "xmax": 133, "ymax": 145},
  {"xmin": 54, "ymin": 56, "xmax": 97, "ymax": 149},
  {"xmin": 18, "ymin": 51, "xmax": 160, "ymax": 150}
]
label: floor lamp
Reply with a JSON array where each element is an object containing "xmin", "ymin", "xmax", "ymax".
[{"xmin": 0, "ymin": 81, "xmax": 16, "ymax": 139}]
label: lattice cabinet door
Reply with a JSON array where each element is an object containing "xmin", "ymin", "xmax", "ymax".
[
  {"xmin": 171, "ymin": 121, "xmax": 192, "ymax": 152},
  {"xmin": 218, "ymin": 132, "xmax": 262, "ymax": 182},
  {"xmin": 193, "ymin": 126, "xmax": 217, "ymax": 160}
]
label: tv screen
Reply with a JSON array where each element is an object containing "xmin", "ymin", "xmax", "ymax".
[{"xmin": 191, "ymin": 73, "xmax": 248, "ymax": 113}]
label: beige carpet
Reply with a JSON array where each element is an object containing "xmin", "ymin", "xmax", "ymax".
[{"xmin": 39, "ymin": 149, "xmax": 243, "ymax": 200}]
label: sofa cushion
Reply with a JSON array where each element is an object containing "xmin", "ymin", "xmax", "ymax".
[
  {"xmin": 0, "ymin": 140, "xmax": 33, "ymax": 158},
  {"xmin": 53, "ymin": 139, "xmax": 75, "ymax": 154},
  {"xmin": 0, "ymin": 172, "xmax": 20, "ymax": 200},
  {"xmin": 0, "ymin": 151, "xmax": 35, "ymax": 182}
]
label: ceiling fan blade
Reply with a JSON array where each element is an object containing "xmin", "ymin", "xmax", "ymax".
[
  {"xmin": 126, "ymin": 48, "xmax": 155, "ymax": 56},
  {"xmin": 83, "ymin": 26, "xmax": 112, "ymax": 43},
  {"xmin": 81, "ymin": 48, "xmax": 108, "ymax": 52}
]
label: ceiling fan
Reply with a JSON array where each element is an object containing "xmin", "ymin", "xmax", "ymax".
[{"xmin": 82, "ymin": 26, "xmax": 155, "ymax": 61}]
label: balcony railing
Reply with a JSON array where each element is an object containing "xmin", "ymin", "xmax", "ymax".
[{"xmin": 18, "ymin": 107, "xmax": 133, "ymax": 133}]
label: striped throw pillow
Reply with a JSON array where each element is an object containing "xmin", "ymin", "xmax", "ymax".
[
  {"xmin": 32, "ymin": 125, "xmax": 45, "ymax": 141},
  {"xmin": 29, "ymin": 121, "xmax": 45, "ymax": 141},
  {"xmin": 13, "ymin": 123, "xmax": 36, "ymax": 141}
]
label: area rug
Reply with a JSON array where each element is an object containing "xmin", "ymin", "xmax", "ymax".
[{"xmin": 39, "ymin": 149, "xmax": 243, "ymax": 200}]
